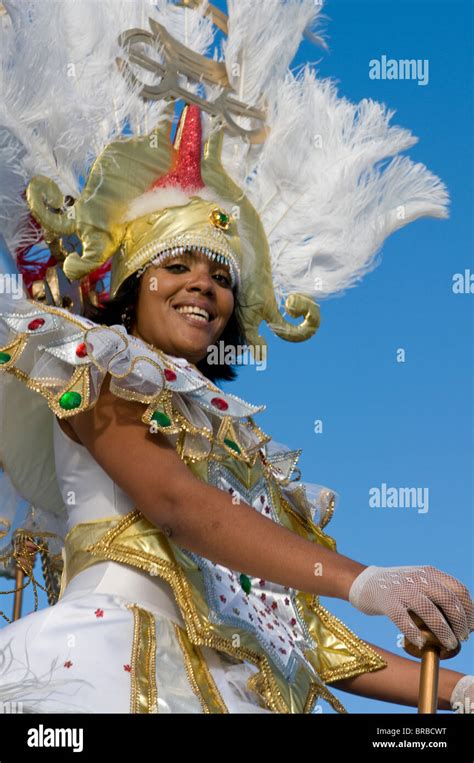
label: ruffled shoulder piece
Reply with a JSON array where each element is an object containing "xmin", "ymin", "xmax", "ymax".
[{"xmin": 0, "ymin": 295, "xmax": 269, "ymax": 466}]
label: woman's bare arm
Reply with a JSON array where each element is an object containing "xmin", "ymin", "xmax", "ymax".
[{"xmin": 67, "ymin": 374, "xmax": 367, "ymax": 600}]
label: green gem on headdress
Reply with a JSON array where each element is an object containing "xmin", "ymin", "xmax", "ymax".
[{"xmin": 209, "ymin": 207, "xmax": 231, "ymax": 230}]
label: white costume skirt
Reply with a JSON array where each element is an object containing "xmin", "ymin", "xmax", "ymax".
[{"xmin": 0, "ymin": 561, "xmax": 272, "ymax": 714}]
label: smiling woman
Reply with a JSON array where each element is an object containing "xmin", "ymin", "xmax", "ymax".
[
  {"xmin": 1, "ymin": 0, "xmax": 472, "ymax": 718},
  {"xmin": 84, "ymin": 250, "xmax": 248, "ymax": 383}
]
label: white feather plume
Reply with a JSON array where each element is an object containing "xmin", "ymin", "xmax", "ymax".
[
  {"xmin": 0, "ymin": 0, "xmax": 449, "ymax": 302},
  {"xmin": 217, "ymin": 66, "xmax": 448, "ymax": 299}
]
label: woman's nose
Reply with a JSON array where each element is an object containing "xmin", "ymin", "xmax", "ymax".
[{"xmin": 185, "ymin": 266, "xmax": 215, "ymax": 293}]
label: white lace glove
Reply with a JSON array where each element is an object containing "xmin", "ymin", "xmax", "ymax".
[
  {"xmin": 348, "ymin": 565, "xmax": 474, "ymax": 650},
  {"xmin": 450, "ymin": 675, "xmax": 474, "ymax": 713}
]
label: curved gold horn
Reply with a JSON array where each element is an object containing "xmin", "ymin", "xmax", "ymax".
[
  {"xmin": 26, "ymin": 177, "xmax": 76, "ymax": 238},
  {"xmin": 265, "ymin": 293, "xmax": 320, "ymax": 343}
]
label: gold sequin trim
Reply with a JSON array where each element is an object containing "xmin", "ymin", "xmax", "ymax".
[
  {"xmin": 126, "ymin": 603, "xmax": 158, "ymax": 713},
  {"xmin": 173, "ymin": 623, "xmax": 229, "ymax": 714}
]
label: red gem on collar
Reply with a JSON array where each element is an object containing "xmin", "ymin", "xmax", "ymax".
[
  {"xmin": 27, "ymin": 318, "xmax": 45, "ymax": 331},
  {"xmin": 75, "ymin": 342, "xmax": 88, "ymax": 358},
  {"xmin": 211, "ymin": 397, "xmax": 229, "ymax": 411},
  {"xmin": 164, "ymin": 368, "xmax": 177, "ymax": 382}
]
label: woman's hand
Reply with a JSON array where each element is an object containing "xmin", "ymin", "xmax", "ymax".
[
  {"xmin": 450, "ymin": 675, "xmax": 474, "ymax": 713},
  {"xmin": 348, "ymin": 565, "xmax": 474, "ymax": 650}
]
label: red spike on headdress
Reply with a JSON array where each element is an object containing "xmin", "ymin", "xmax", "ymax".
[{"xmin": 150, "ymin": 104, "xmax": 204, "ymax": 192}]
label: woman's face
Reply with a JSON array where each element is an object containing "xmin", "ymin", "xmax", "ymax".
[{"xmin": 130, "ymin": 249, "xmax": 235, "ymax": 364}]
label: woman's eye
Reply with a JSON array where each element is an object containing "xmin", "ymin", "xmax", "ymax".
[
  {"xmin": 213, "ymin": 273, "xmax": 232, "ymax": 287},
  {"xmin": 164, "ymin": 263, "xmax": 188, "ymax": 272},
  {"xmin": 164, "ymin": 263, "xmax": 231, "ymax": 286}
]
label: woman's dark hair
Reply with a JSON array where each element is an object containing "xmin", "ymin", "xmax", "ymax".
[{"xmin": 82, "ymin": 270, "xmax": 248, "ymax": 383}]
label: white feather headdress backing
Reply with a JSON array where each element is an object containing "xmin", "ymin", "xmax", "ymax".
[{"xmin": 0, "ymin": 0, "xmax": 449, "ymax": 332}]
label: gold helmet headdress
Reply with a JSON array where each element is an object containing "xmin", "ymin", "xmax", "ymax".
[{"xmin": 1, "ymin": 0, "xmax": 448, "ymax": 351}]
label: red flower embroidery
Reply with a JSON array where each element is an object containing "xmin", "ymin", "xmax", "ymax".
[
  {"xmin": 64, "ymin": 661, "xmax": 73, "ymax": 669},
  {"xmin": 95, "ymin": 608, "xmax": 104, "ymax": 618},
  {"xmin": 284, "ymin": 597, "xmax": 290, "ymax": 606},
  {"xmin": 271, "ymin": 601, "xmax": 278, "ymax": 610},
  {"xmin": 124, "ymin": 664, "xmax": 131, "ymax": 672},
  {"xmin": 290, "ymin": 618, "xmax": 297, "ymax": 626},
  {"xmin": 219, "ymin": 595, "xmax": 227, "ymax": 603}
]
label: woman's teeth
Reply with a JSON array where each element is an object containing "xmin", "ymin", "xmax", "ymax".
[{"xmin": 175, "ymin": 305, "xmax": 210, "ymax": 323}]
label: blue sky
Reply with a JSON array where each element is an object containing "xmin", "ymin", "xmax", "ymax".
[{"xmin": 2, "ymin": 0, "xmax": 472, "ymax": 715}]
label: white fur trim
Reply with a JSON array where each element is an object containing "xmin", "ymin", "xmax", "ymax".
[{"xmin": 121, "ymin": 185, "xmax": 232, "ymax": 223}]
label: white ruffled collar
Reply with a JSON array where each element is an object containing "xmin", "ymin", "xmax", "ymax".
[{"xmin": 0, "ymin": 295, "xmax": 265, "ymax": 420}]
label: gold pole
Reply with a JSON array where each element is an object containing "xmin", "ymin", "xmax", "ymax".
[
  {"xmin": 12, "ymin": 539, "xmax": 37, "ymax": 622},
  {"xmin": 403, "ymin": 611, "xmax": 460, "ymax": 713},
  {"xmin": 12, "ymin": 566, "xmax": 25, "ymax": 622}
]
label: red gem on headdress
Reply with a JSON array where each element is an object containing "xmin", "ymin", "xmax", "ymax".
[
  {"xmin": 27, "ymin": 318, "xmax": 45, "ymax": 331},
  {"xmin": 150, "ymin": 104, "xmax": 205, "ymax": 193}
]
